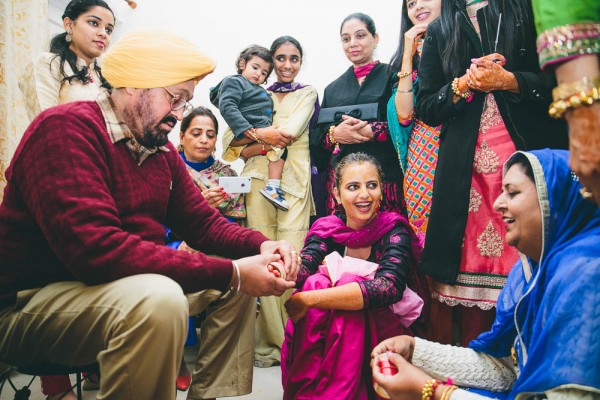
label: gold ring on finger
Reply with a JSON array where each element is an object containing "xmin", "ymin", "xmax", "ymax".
[{"xmin": 580, "ymin": 186, "xmax": 593, "ymax": 200}]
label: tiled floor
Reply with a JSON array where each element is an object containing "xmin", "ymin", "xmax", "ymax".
[{"xmin": 0, "ymin": 345, "xmax": 283, "ymax": 400}]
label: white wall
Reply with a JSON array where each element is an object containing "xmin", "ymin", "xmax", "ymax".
[{"xmin": 49, "ymin": 0, "xmax": 403, "ymax": 164}]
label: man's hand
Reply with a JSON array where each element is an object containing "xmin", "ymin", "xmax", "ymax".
[
  {"xmin": 235, "ymin": 254, "xmax": 295, "ymax": 297},
  {"xmin": 260, "ymin": 240, "xmax": 300, "ymax": 282}
]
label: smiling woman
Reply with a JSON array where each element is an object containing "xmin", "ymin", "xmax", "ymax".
[
  {"xmin": 281, "ymin": 152, "xmax": 428, "ymax": 399},
  {"xmin": 16, "ymin": 1, "xmax": 116, "ymax": 398},
  {"xmin": 371, "ymin": 149, "xmax": 600, "ymax": 400},
  {"xmin": 493, "ymin": 153, "xmax": 542, "ymax": 261},
  {"xmin": 19, "ymin": 0, "xmax": 115, "ymax": 122}
]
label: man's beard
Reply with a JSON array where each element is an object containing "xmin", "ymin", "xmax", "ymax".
[
  {"xmin": 140, "ymin": 123, "xmax": 171, "ymax": 148},
  {"xmin": 125, "ymin": 90, "xmax": 176, "ymax": 148}
]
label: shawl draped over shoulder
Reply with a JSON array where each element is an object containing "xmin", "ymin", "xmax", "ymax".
[{"xmin": 469, "ymin": 149, "xmax": 600, "ymax": 397}]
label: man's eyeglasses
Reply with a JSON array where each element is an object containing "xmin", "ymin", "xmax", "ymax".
[{"xmin": 163, "ymin": 87, "xmax": 193, "ymax": 114}]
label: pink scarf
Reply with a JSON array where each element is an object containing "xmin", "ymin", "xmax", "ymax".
[
  {"xmin": 307, "ymin": 211, "xmax": 422, "ymax": 261},
  {"xmin": 353, "ymin": 61, "xmax": 379, "ymax": 80}
]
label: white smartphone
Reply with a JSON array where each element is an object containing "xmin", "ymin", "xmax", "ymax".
[{"xmin": 219, "ymin": 176, "xmax": 251, "ymax": 193}]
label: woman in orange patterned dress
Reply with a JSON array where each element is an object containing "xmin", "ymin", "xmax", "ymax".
[{"xmin": 388, "ymin": 0, "xmax": 442, "ymax": 243}]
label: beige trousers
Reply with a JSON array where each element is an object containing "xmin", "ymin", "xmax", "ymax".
[
  {"xmin": 247, "ymin": 177, "xmax": 311, "ymax": 366},
  {"xmin": 0, "ymin": 274, "xmax": 255, "ymax": 400}
]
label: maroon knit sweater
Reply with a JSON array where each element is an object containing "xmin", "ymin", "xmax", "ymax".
[{"xmin": 0, "ymin": 101, "xmax": 268, "ymax": 308}]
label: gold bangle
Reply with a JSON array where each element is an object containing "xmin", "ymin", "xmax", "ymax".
[
  {"xmin": 397, "ymin": 109, "xmax": 414, "ymax": 121},
  {"xmin": 552, "ymin": 76, "xmax": 600, "ymax": 101},
  {"xmin": 328, "ymin": 125, "xmax": 340, "ymax": 152},
  {"xmin": 440, "ymin": 385, "xmax": 458, "ymax": 400},
  {"xmin": 397, "ymin": 70, "xmax": 411, "ymax": 80},
  {"xmin": 421, "ymin": 379, "xmax": 439, "ymax": 400},
  {"xmin": 328, "ymin": 125, "xmax": 337, "ymax": 145},
  {"xmin": 451, "ymin": 77, "xmax": 472, "ymax": 100},
  {"xmin": 248, "ymin": 128, "xmax": 267, "ymax": 155},
  {"xmin": 548, "ymin": 84, "xmax": 600, "ymax": 119}
]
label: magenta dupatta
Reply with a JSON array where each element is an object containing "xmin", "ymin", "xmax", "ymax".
[{"xmin": 306, "ymin": 211, "xmax": 422, "ymax": 262}]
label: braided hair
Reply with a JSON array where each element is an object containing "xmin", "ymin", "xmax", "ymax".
[{"xmin": 49, "ymin": 0, "xmax": 114, "ymax": 88}]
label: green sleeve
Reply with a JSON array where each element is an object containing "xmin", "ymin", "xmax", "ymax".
[{"xmin": 532, "ymin": 0, "xmax": 599, "ymax": 34}]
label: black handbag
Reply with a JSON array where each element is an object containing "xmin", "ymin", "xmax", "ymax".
[{"xmin": 317, "ymin": 102, "xmax": 379, "ymax": 125}]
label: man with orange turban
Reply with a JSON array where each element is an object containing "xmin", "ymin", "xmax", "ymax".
[{"xmin": 0, "ymin": 30, "xmax": 299, "ymax": 400}]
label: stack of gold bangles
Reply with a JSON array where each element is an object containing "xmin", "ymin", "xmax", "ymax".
[
  {"xmin": 549, "ymin": 76, "xmax": 600, "ymax": 119},
  {"xmin": 451, "ymin": 77, "xmax": 473, "ymax": 100},
  {"xmin": 421, "ymin": 378, "xmax": 458, "ymax": 400}
]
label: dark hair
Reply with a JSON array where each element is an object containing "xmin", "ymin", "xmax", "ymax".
[
  {"xmin": 235, "ymin": 45, "xmax": 274, "ymax": 81},
  {"xmin": 389, "ymin": 0, "xmax": 424, "ymax": 77},
  {"xmin": 334, "ymin": 152, "xmax": 383, "ymax": 190},
  {"xmin": 340, "ymin": 12, "xmax": 377, "ymax": 37},
  {"xmin": 438, "ymin": 0, "xmax": 531, "ymax": 78},
  {"xmin": 505, "ymin": 152, "xmax": 534, "ymax": 182},
  {"xmin": 270, "ymin": 36, "xmax": 304, "ymax": 59},
  {"xmin": 180, "ymin": 106, "xmax": 219, "ymax": 135},
  {"xmin": 49, "ymin": 0, "xmax": 114, "ymax": 88}
]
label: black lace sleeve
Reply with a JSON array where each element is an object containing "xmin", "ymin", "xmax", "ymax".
[
  {"xmin": 358, "ymin": 224, "xmax": 412, "ymax": 309},
  {"xmin": 296, "ymin": 233, "xmax": 335, "ymax": 289}
]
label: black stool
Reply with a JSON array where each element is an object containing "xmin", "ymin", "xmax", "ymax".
[{"xmin": 0, "ymin": 363, "xmax": 98, "ymax": 400}]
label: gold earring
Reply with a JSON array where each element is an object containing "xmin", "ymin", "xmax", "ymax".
[{"xmin": 65, "ymin": 31, "xmax": 72, "ymax": 43}]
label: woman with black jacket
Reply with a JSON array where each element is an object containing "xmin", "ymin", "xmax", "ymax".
[
  {"xmin": 415, "ymin": 0, "xmax": 567, "ymax": 346},
  {"xmin": 311, "ymin": 13, "xmax": 403, "ymax": 216}
]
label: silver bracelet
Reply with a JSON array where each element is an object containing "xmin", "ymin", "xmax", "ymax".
[{"xmin": 231, "ymin": 261, "xmax": 241, "ymax": 293}]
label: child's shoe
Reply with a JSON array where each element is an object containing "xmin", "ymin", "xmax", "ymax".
[{"xmin": 260, "ymin": 185, "xmax": 289, "ymax": 211}]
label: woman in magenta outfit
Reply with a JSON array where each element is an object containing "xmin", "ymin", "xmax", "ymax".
[{"xmin": 281, "ymin": 153, "xmax": 427, "ymax": 399}]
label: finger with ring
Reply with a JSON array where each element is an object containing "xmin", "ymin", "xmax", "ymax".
[{"xmin": 580, "ymin": 187, "xmax": 594, "ymax": 200}]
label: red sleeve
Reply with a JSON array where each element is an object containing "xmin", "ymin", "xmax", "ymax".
[{"xmin": 14, "ymin": 110, "xmax": 267, "ymax": 293}]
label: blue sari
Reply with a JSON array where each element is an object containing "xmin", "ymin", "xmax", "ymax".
[{"xmin": 469, "ymin": 149, "xmax": 600, "ymax": 397}]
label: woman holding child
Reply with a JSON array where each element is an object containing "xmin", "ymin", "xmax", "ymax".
[
  {"xmin": 282, "ymin": 153, "xmax": 428, "ymax": 399},
  {"xmin": 221, "ymin": 36, "xmax": 318, "ymax": 368}
]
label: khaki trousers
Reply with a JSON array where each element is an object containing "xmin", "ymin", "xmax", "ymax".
[
  {"xmin": 0, "ymin": 274, "xmax": 255, "ymax": 400},
  {"xmin": 247, "ymin": 177, "xmax": 311, "ymax": 366}
]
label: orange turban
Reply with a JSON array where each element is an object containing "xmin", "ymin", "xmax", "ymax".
[{"xmin": 102, "ymin": 29, "xmax": 216, "ymax": 88}]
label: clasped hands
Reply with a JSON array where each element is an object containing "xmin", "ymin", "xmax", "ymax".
[
  {"xmin": 332, "ymin": 114, "xmax": 374, "ymax": 145},
  {"xmin": 234, "ymin": 240, "xmax": 299, "ymax": 297},
  {"xmin": 463, "ymin": 53, "xmax": 519, "ymax": 94}
]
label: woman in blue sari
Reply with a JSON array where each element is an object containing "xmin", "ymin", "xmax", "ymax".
[{"xmin": 371, "ymin": 149, "xmax": 599, "ymax": 399}]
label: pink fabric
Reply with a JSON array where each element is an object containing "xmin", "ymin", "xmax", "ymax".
[
  {"xmin": 307, "ymin": 212, "xmax": 421, "ymax": 262},
  {"xmin": 353, "ymin": 61, "xmax": 379, "ymax": 80},
  {"xmin": 457, "ymin": 100, "xmax": 519, "ymax": 280},
  {"xmin": 282, "ymin": 270, "xmax": 411, "ymax": 399},
  {"xmin": 324, "ymin": 252, "xmax": 423, "ymax": 327}
]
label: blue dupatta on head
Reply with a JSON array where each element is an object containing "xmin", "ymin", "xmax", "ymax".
[{"xmin": 469, "ymin": 149, "xmax": 600, "ymax": 397}]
